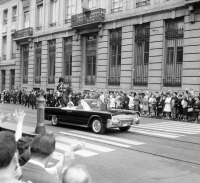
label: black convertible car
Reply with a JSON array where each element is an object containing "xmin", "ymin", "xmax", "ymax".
[{"xmin": 45, "ymin": 99, "xmax": 140, "ymax": 134}]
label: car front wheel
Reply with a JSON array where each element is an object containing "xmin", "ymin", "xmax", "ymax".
[
  {"xmin": 119, "ymin": 126, "xmax": 131, "ymax": 132},
  {"xmin": 51, "ymin": 115, "xmax": 59, "ymax": 126},
  {"xmin": 91, "ymin": 119, "xmax": 105, "ymax": 134}
]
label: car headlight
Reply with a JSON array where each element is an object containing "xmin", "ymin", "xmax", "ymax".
[
  {"xmin": 112, "ymin": 117, "xmax": 120, "ymax": 123},
  {"xmin": 133, "ymin": 116, "xmax": 139, "ymax": 121}
]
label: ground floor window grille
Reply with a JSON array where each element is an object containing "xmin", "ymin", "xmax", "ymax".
[
  {"xmin": 134, "ymin": 25, "xmax": 150, "ymax": 86},
  {"xmin": 164, "ymin": 19, "xmax": 184, "ymax": 87}
]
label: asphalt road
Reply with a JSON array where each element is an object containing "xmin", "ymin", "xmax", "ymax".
[{"xmin": 1, "ymin": 103, "xmax": 200, "ymax": 183}]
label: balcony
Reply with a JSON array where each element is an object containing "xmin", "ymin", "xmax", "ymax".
[
  {"xmin": 108, "ymin": 78, "xmax": 120, "ymax": 86},
  {"xmin": 163, "ymin": 78, "xmax": 182, "ymax": 87},
  {"xmin": 14, "ymin": 27, "xmax": 33, "ymax": 40},
  {"xmin": 136, "ymin": 0, "xmax": 150, "ymax": 7},
  {"xmin": 71, "ymin": 8, "xmax": 106, "ymax": 28},
  {"xmin": 85, "ymin": 77, "xmax": 95, "ymax": 85},
  {"xmin": 133, "ymin": 78, "xmax": 148, "ymax": 86}
]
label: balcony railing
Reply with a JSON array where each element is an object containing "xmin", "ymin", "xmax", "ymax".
[
  {"xmin": 35, "ymin": 76, "xmax": 41, "ymax": 84},
  {"xmin": 85, "ymin": 77, "xmax": 95, "ymax": 85},
  {"xmin": 166, "ymin": 28, "xmax": 184, "ymax": 39},
  {"xmin": 136, "ymin": 0, "xmax": 150, "ymax": 7},
  {"xmin": 163, "ymin": 78, "xmax": 182, "ymax": 87},
  {"xmin": 71, "ymin": 8, "xmax": 106, "ymax": 28},
  {"xmin": 133, "ymin": 78, "xmax": 148, "ymax": 86},
  {"xmin": 64, "ymin": 76, "xmax": 71, "ymax": 84},
  {"xmin": 108, "ymin": 78, "xmax": 120, "ymax": 86},
  {"xmin": 48, "ymin": 77, "xmax": 55, "ymax": 84},
  {"xmin": 14, "ymin": 27, "xmax": 33, "ymax": 39}
]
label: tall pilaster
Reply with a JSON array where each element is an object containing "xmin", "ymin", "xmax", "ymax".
[
  {"xmin": 55, "ymin": 38, "xmax": 63, "ymax": 85},
  {"xmin": 72, "ymin": 36, "xmax": 82, "ymax": 90},
  {"xmin": 28, "ymin": 46, "xmax": 34, "ymax": 88},
  {"xmin": 15, "ymin": 47, "xmax": 21, "ymax": 89},
  {"xmin": 121, "ymin": 25, "xmax": 133, "ymax": 90},
  {"xmin": 41, "ymin": 40, "xmax": 48, "ymax": 88},
  {"xmin": 148, "ymin": 20, "xmax": 164, "ymax": 91}
]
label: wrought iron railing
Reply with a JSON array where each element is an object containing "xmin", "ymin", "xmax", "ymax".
[
  {"xmin": 166, "ymin": 28, "xmax": 184, "ymax": 39},
  {"xmin": 136, "ymin": 0, "xmax": 150, "ymax": 7},
  {"xmin": 71, "ymin": 8, "xmax": 106, "ymax": 27},
  {"xmin": 135, "ymin": 32, "xmax": 150, "ymax": 41},
  {"xmin": 163, "ymin": 78, "xmax": 182, "ymax": 87},
  {"xmin": 85, "ymin": 77, "xmax": 95, "ymax": 85},
  {"xmin": 111, "ymin": 6, "xmax": 123, "ymax": 13},
  {"xmin": 133, "ymin": 78, "xmax": 148, "ymax": 86},
  {"xmin": 48, "ymin": 77, "xmax": 55, "ymax": 84},
  {"xmin": 108, "ymin": 78, "xmax": 120, "ymax": 86},
  {"xmin": 35, "ymin": 76, "xmax": 41, "ymax": 84},
  {"xmin": 64, "ymin": 76, "xmax": 71, "ymax": 84},
  {"xmin": 14, "ymin": 27, "xmax": 33, "ymax": 39}
]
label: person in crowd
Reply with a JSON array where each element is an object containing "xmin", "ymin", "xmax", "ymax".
[
  {"xmin": 156, "ymin": 94, "xmax": 164, "ymax": 118},
  {"xmin": 110, "ymin": 93, "xmax": 116, "ymax": 109},
  {"xmin": 143, "ymin": 92, "xmax": 149, "ymax": 116},
  {"xmin": 163, "ymin": 92, "xmax": 171, "ymax": 119},
  {"xmin": 187, "ymin": 96, "xmax": 194, "ymax": 122},
  {"xmin": 128, "ymin": 92, "xmax": 134, "ymax": 110},
  {"xmin": 181, "ymin": 96, "xmax": 188, "ymax": 121},
  {"xmin": 30, "ymin": 91, "xmax": 37, "ymax": 110},
  {"xmin": 62, "ymin": 165, "xmax": 91, "ymax": 183},
  {"xmin": 171, "ymin": 92, "xmax": 178, "ymax": 120},
  {"xmin": 177, "ymin": 94, "xmax": 183, "ymax": 120},
  {"xmin": 99, "ymin": 92, "xmax": 107, "ymax": 111},
  {"xmin": 193, "ymin": 96, "xmax": 200, "ymax": 123}
]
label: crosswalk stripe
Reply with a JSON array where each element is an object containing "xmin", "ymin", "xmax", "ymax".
[
  {"xmin": 56, "ymin": 142, "xmax": 98, "ymax": 157},
  {"xmin": 129, "ymin": 129, "xmax": 182, "ymax": 138},
  {"xmin": 56, "ymin": 136, "xmax": 115, "ymax": 153},
  {"xmin": 140, "ymin": 121, "xmax": 200, "ymax": 129},
  {"xmin": 59, "ymin": 132, "xmax": 133, "ymax": 148},
  {"xmin": 135, "ymin": 125, "xmax": 197, "ymax": 134},
  {"xmin": 68, "ymin": 130, "xmax": 145, "ymax": 146},
  {"xmin": 137, "ymin": 122, "xmax": 200, "ymax": 133}
]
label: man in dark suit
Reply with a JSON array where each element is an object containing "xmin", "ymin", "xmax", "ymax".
[{"xmin": 22, "ymin": 133, "xmax": 59, "ymax": 183}]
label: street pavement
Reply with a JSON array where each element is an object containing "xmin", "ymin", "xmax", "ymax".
[{"xmin": 1, "ymin": 103, "xmax": 200, "ymax": 183}]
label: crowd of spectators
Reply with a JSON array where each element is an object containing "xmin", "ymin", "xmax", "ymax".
[
  {"xmin": 1, "ymin": 87, "xmax": 200, "ymax": 123},
  {"xmin": 0, "ymin": 109, "xmax": 91, "ymax": 183}
]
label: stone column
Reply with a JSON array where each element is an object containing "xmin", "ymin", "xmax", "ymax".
[
  {"xmin": 15, "ymin": 45, "xmax": 21, "ymax": 89},
  {"xmin": 148, "ymin": 20, "xmax": 164, "ymax": 91},
  {"xmin": 96, "ymin": 29, "xmax": 109, "ymax": 89},
  {"xmin": 5, "ymin": 69, "xmax": 10, "ymax": 89},
  {"xmin": 41, "ymin": 40, "xmax": 48, "ymax": 88},
  {"xmin": 72, "ymin": 35, "xmax": 82, "ymax": 90},
  {"xmin": 55, "ymin": 38, "xmax": 63, "ymax": 85},
  {"xmin": 121, "ymin": 25, "xmax": 133, "ymax": 90}
]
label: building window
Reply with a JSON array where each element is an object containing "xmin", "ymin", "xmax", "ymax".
[
  {"xmin": 86, "ymin": 34, "xmax": 97, "ymax": 85},
  {"xmin": 164, "ymin": 18, "xmax": 184, "ymax": 87},
  {"xmin": 1, "ymin": 70, "xmax": 6, "ymax": 91},
  {"xmin": 3, "ymin": 9, "xmax": 8, "ymax": 25},
  {"xmin": 89, "ymin": 0, "xmax": 97, "ymax": 9},
  {"xmin": 134, "ymin": 25, "xmax": 150, "ymax": 86},
  {"xmin": 10, "ymin": 70, "xmax": 15, "ymax": 90},
  {"xmin": 2, "ymin": 36, "xmax": 7, "ymax": 60},
  {"xmin": 109, "ymin": 29, "xmax": 122, "ymax": 86},
  {"xmin": 136, "ymin": 0, "xmax": 150, "ymax": 8},
  {"xmin": 35, "ymin": 42, "xmax": 42, "ymax": 84},
  {"xmin": 50, "ymin": 0, "xmax": 57, "ymax": 26},
  {"xmin": 48, "ymin": 40, "xmax": 56, "ymax": 84},
  {"xmin": 36, "ymin": 4, "xmax": 43, "ymax": 30},
  {"xmin": 22, "ymin": 45, "xmax": 29, "ymax": 84},
  {"xmin": 12, "ymin": 6, "xmax": 17, "ymax": 22},
  {"xmin": 111, "ymin": 0, "xmax": 123, "ymax": 13},
  {"xmin": 64, "ymin": 37, "xmax": 72, "ymax": 84},
  {"xmin": 65, "ymin": 0, "xmax": 74, "ymax": 23},
  {"xmin": 11, "ymin": 35, "xmax": 16, "ymax": 59},
  {"xmin": 24, "ymin": 11, "xmax": 29, "ymax": 28}
]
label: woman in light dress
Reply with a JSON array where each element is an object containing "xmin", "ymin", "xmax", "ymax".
[
  {"xmin": 164, "ymin": 92, "xmax": 171, "ymax": 119},
  {"xmin": 128, "ymin": 92, "xmax": 134, "ymax": 110},
  {"xmin": 143, "ymin": 92, "xmax": 149, "ymax": 116},
  {"xmin": 110, "ymin": 94, "xmax": 116, "ymax": 109}
]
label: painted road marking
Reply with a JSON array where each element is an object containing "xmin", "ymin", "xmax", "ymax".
[
  {"xmin": 68, "ymin": 130, "xmax": 145, "ymax": 146},
  {"xmin": 56, "ymin": 142, "xmax": 98, "ymax": 157},
  {"xmin": 56, "ymin": 136, "xmax": 115, "ymax": 153},
  {"xmin": 59, "ymin": 132, "xmax": 141, "ymax": 148}
]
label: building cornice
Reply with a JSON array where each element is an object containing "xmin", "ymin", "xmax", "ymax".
[{"xmin": 0, "ymin": 0, "xmax": 11, "ymax": 5}]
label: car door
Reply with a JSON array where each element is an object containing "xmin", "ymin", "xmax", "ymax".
[{"xmin": 71, "ymin": 109, "xmax": 90, "ymax": 126}]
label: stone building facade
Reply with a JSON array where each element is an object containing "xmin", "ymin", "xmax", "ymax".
[{"xmin": 0, "ymin": 0, "xmax": 200, "ymax": 92}]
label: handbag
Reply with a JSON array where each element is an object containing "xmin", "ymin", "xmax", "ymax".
[{"xmin": 188, "ymin": 108, "xmax": 193, "ymax": 112}]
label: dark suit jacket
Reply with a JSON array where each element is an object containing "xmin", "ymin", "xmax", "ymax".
[{"xmin": 22, "ymin": 162, "xmax": 59, "ymax": 183}]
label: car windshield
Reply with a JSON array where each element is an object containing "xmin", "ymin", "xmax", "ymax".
[{"xmin": 80, "ymin": 100, "xmax": 92, "ymax": 111}]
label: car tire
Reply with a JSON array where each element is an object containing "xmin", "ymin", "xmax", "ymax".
[
  {"xmin": 119, "ymin": 126, "xmax": 131, "ymax": 132},
  {"xmin": 51, "ymin": 115, "xmax": 59, "ymax": 126},
  {"xmin": 91, "ymin": 119, "xmax": 105, "ymax": 134}
]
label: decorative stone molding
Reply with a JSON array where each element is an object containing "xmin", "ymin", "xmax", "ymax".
[
  {"xmin": 21, "ymin": 0, "xmax": 30, "ymax": 8},
  {"xmin": 0, "ymin": 0, "xmax": 11, "ymax": 5}
]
